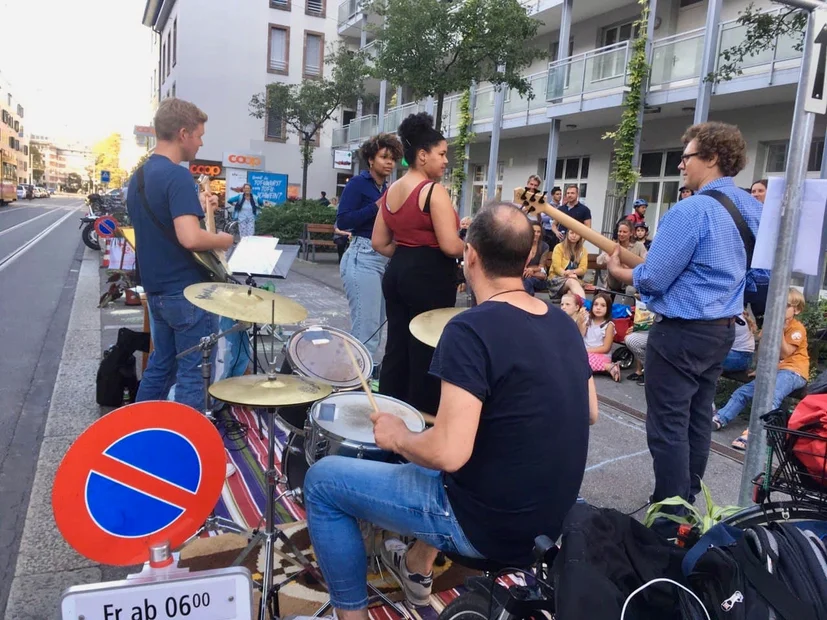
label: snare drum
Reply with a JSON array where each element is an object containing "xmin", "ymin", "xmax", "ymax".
[
  {"xmin": 277, "ymin": 327, "xmax": 374, "ymax": 434},
  {"xmin": 304, "ymin": 392, "xmax": 425, "ymax": 466}
]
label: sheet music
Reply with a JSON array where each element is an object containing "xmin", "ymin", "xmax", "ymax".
[{"xmin": 228, "ymin": 236, "xmax": 283, "ymax": 276}]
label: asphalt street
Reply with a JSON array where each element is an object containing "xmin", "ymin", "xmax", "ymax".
[{"xmin": 0, "ymin": 197, "xmax": 85, "ymax": 618}]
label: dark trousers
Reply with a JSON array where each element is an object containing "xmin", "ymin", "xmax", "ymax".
[
  {"xmin": 380, "ymin": 246, "xmax": 457, "ymax": 414},
  {"xmin": 644, "ymin": 318, "xmax": 734, "ymax": 506}
]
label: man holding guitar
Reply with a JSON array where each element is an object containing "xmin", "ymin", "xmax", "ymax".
[{"xmin": 126, "ymin": 98, "xmax": 234, "ymax": 412}]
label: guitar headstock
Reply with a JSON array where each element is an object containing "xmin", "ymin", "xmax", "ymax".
[
  {"xmin": 513, "ymin": 187, "xmax": 552, "ymax": 219},
  {"xmin": 198, "ymin": 174, "xmax": 212, "ymax": 196}
]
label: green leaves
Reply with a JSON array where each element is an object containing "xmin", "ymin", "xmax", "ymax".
[
  {"xmin": 366, "ymin": 0, "xmax": 545, "ymax": 128},
  {"xmin": 255, "ymin": 201, "xmax": 337, "ymax": 243},
  {"xmin": 643, "ymin": 480, "xmax": 743, "ymax": 534},
  {"xmin": 451, "ymin": 88, "xmax": 475, "ymax": 203}
]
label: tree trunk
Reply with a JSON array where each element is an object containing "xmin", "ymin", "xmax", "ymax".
[
  {"xmin": 302, "ymin": 138, "xmax": 310, "ymax": 202},
  {"xmin": 435, "ymin": 93, "xmax": 445, "ymax": 132}
]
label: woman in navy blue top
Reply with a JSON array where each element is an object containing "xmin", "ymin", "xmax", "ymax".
[{"xmin": 337, "ymin": 133, "xmax": 403, "ymax": 366}]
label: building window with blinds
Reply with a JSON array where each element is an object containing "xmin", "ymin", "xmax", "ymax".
[
  {"xmin": 303, "ymin": 32, "xmax": 324, "ymax": 79},
  {"xmin": 270, "ymin": 0, "xmax": 290, "ymax": 10},
  {"xmin": 266, "ymin": 107, "xmax": 286, "ymax": 142},
  {"xmin": 306, "ymin": 0, "xmax": 325, "ymax": 17},
  {"xmin": 267, "ymin": 25, "xmax": 290, "ymax": 75}
]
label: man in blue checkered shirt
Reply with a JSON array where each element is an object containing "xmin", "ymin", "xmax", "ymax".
[{"xmin": 607, "ymin": 122, "xmax": 762, "ymax": 526}]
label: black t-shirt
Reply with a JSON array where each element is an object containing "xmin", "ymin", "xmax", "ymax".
[
  {"xmin": 558, "ymin": 202, "xmax": 592, "ymax": 234},
  {"xmin": 429, "ymin": 302, "xmax": 591, "ymax": 566}
]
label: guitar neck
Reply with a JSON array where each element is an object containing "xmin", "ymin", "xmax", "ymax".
[{"xmin": 198, "ymin": 175, "xmax": 226, "ymax": 264}]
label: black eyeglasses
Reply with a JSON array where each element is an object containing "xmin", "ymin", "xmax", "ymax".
[{"xmin": 680, "ymin": 152, "xmax": 700, "ymax": 163}]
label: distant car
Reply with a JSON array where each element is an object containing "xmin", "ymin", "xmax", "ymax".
[
  {"xmin": 16, "ymin": 185, "xmax": 26, "ymax": 200},
  {"xmin": 21, "ymin": 185, "xmax": 34, "ymax": 199},
  {"xmin": 47, "ymin": 188, "xmax": 55, "ymax": 195},
  {"xmin": 34, "ymin": 186, "xmax": 49, "ymax": 198}
]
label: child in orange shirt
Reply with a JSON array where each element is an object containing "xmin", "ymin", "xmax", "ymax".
[{"xmin": 714, "ymin": 288, "xmax": 809, "ymax": 450}]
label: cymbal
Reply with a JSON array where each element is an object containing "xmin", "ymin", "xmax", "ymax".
[
  {"xmin": 209, "ymin": 374, "xmax": 332, "ymax": 407},
  {"xmin": 409, "ymin": 307, "xmax": 467, "ymax": 348},
  {"xmin": 184, "ymin": 282, "xmax": 308, "ymax": 325}
]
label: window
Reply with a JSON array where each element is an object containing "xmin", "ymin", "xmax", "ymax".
[
  {"xmin": 17, "ymin": 104, "xmax": 23, "ymax": 118},
  {"xmin": 763, "ymin": 140, "xmax": 825, "ymax": 174},
  {"xmin": 166, "ymin": 32, "xmax": 171, "ymax": 76},
  {"xmin": 171, "ymin": 82, "xmax": 176, "ymax": 97},
  {"xmin": 268, "ymin": 25, "xmax": 290, "ymax": 74},
  {"xmin": 540, "ymin": 155, "xmax": 589, "ymax": 197},
  {"xmin": 306, "ymin": 0, "xmax": 325, "ymax": 17},
  {"xmin": 635, "ymin": 148, "xmax": 684, "ymax": 232},
  {"xmin": 172, "ymin": 18, "xmax": 177, "ymax": 66},
  {"xmin": 161, "ymin": 41, "xmax": 166, "ymax": 79},
  {"xmin": 470, "ymin": 162, "xmax": 504, "ymax": 213},
  {"xmin": 266, "ymin": 107, "xmax": 286, "ymax": 141},
  {"xmin": 23, "ymin": 145, "xmax": 28, "ymax": 156},
  {"xmin": 549, "ymin": 38, "xmax": 574, "ymax": 61},
  {"xmin": 270, "ymin": 0, "xmax": 290, "ymax": 10},
  {"xmin": 13, "ymin": 120, "xmax": 19, "ymax": 132},
  {"xmin": 303, "ymin": 32, "xmax": 324, "ymax": 78}
]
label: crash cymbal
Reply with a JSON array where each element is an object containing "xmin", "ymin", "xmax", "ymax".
[
  {"xmin": 409, "ymin": 307, "xmax": 467, "ymax": 349},
  {"xmin": 209, "ymin": 374, "xmax": 332, "ymax": 407},
  {"xmin": 184, "ymin": 282, "xmax": 308, "ymax": 325}
]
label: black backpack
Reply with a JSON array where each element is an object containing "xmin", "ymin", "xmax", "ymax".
[{"xmin": 95, "ymin": 328, "xmax": 150, "ymax": 407}]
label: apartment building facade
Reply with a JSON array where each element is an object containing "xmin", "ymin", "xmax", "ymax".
[
  {"xmin": 30, "ymin": 135, "xmax": 95, "ymax": 190},
  {"xmin": 142, "ymin": 0, "xmax": 343, "ymax": 196},
  {"xmin": 332, "ymin": 0, "xmax": 819, "ymax": 234},
  {"xmin": 0, "ymin": 73, "xmax": 29, "ymax": 186}
]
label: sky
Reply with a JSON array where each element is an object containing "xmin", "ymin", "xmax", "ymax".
[{"xmin": 1, "ymin": 0, "xmax": 152, "ymax": 167}]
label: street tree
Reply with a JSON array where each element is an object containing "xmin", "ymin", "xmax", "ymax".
[
  {"xmin": 249, "ymin": 45, "xmax": 372, "ymax": 200},
  {"xmin": 31, "ymin": 145, "xmax": 45, "ymax": 184},
  {"xmin": 708, "ymin": 2, "xmax": 805, "ymax": 83},
  {"xmin": 66, "ymin": 172, "xmax": 83, "ymax": 193},
  {"xmin": 92, "ymin": 133, "xmax": 126, "ymax": 187},
  {"xmin": 367, "ymin": 0, "xmax": 545, "ymax": 131}
]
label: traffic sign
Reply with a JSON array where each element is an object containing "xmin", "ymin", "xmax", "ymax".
[
  {"xmin": 101, "ymin": 170, "xmax": 111, "ymax": 184},
  {"xmin": 805, "ymin": 8, "xmax": 827, "ymax": 114},
  {"xmin": 52, "ymin": 402, "xmax": 225, "ymax": 565},
  {"xmin": 94, "ymin": 216, "xmax": 119, "ymax": 239}
]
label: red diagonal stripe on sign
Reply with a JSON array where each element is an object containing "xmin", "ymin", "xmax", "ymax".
[{"xmin": 90, "ymin": 453, "xmax": 199, "ymax": 510}]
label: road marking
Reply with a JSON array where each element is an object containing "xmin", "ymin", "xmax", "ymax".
[
  {"xmin": 0, "ymin": 209, "xmax": 78, "ymax": 273},
  {"xmin": 0, "ymin": 209, "xmax": 62, "ymax": 237},
  {"xmin": 0, "ymin": 205, "xmax": 38, "ymax": 215},
  {"xmin": 585, "ymin": 449, "xmax": 650, "ymax": 473}
]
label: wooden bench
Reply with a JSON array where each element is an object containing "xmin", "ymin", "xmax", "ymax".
[{"xmin": 300, "ymin": 223, "xmax": 336, "ymax": 261}]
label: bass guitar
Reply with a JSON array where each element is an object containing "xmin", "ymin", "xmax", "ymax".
[{"xmin": 195, "ymin": 174, "xmax": 233, "ymax": 282}]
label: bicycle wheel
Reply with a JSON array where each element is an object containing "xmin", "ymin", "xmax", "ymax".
[{"xmin": 722, "ymin": 501, "xmax": 827, "ymax": 529}]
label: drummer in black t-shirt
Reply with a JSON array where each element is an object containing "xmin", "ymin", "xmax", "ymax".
[{"xmin": 302, "ymin": 203, "xmax": 596, "ymax": 620}]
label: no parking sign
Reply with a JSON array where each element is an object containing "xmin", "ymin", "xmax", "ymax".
[
  {"xmin": 52, "ymin": 402, "xmax": 225, "ymax": 566},
  {"xmin": 94, "ymin": 216, "xmax": 118, "ymax": 239}
]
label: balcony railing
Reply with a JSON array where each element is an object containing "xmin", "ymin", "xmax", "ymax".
[
  {"xmin": 348, "ymin": 114, "xmax": 378, "ymax": 143},
  {"xmin": 546, "ymin": 41, "xmax": 631, "ymax": 102},
  {"xmin": 338, "ymin": 0, "xmax": 361, "ymax": 24},
  {"xmin": 650, "ymin": 28, "xmax": 705, "ymax": 87},
  {"xmin": 716, "ymin": 10, "xmax": 802, "ymax": 80},
  {"xmin": 384, "ymin": 101, "xmax": 427, "ymax": 133}
]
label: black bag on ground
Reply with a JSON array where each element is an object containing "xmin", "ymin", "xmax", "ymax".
[{"xmin": 95, "ymin": 328, "xmax": 150, "ymax": 407}]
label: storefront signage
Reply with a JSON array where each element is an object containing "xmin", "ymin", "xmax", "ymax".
[
  {"xmin": 189, "ymin": 160, "xmax": 223, "ymax": 176},
  {"xmin": 222, "ymin": 152, "xmax": 265, "ymax": 170},
  {"xmin": 333, "ymin": 150, "xmax": 353, "ymax": 171}
]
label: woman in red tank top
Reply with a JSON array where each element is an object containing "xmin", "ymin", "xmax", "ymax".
[{"xmin": 371, "ymin": 113, "xmax": 464, "ymax": 414}]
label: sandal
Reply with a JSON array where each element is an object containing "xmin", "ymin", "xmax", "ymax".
[
  {"xmin": 608, "ymin": 363, "xmax": 621, "ymax": 382},
  {"xmin": 712, "ymin": 415, "xmax": 723, "ymax": 431},
  {"xmin": 731, "ymin": 431, "xmax": 748, "ymax": 451}
]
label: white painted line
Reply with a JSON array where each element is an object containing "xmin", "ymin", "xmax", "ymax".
[
  {"xmin": 0, "ymin": 205, "xmax": 38, "ymax": 215},
  {"xmin": 0, "ymin": 209, "xmax": 62, "ymax": 237},
  {"xmin": 0, "ymin": 209, "xmax": 77, "ymax": 273},
  {"xmin": 585, "ymin": 449, "xmax": 650, "ymax": 472}
]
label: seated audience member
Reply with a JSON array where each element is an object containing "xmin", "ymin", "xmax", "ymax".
[
  {"xmin": 679, "ymin": 186, "xmax": 694, "ymax": 201},
  {"xmin": 582, "ymin": 293, "xmax": 621, "ymax": 382},
  {"xmin": 302, "ymin": 203, "xmax": 595, "ymax": 618},
  {"xmin": 597, "ymin": 220, "xmax": 647, "ymax": 296},
  {"xmin": 715, "ymin": 289, "xmax": 808, "ymax": 450},
  {"xmin": 561, "ymin": 292, "xmax": 588, "ymax": 333},
  {"xmin": 633, "ymin": 222, "xmax": 651, "ymax": 250},
  {"xmin": 624, "ymin": 330, "xmax": 648, "ymax": 385},
  {"xmin": 523, "ymin": 222, "xmax": 550, "ymax": 296},
  {"xmin": 524, "ymin": 174, "xmax": 543, "ymax": 223},
  {"xmin": 459, "ymin": 216, "xmax": 473, "ymax": 241},
  {"xmin": 547, "ymin": 229, "xmax": 587, "ymax": 301},
  {"xmin": 722, "ymin": 312, "xmax": 756, "ymax": 373}
]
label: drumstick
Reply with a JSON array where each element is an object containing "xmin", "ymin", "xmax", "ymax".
[
  {"xmin": 523, "ymin": 193, "xmax": 645, "ymax": 267},
  {"xmin": 344, "ymin": 341, "xmax": 380, "ymax": 415}
]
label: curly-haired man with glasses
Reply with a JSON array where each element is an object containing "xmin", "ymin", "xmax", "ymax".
[{"xmin": 606, "ymin": 122, "xmax": 762, "ymax": 535}]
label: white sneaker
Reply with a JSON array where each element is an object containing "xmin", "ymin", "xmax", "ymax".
[{"xmin": 225, "ymin": 462, "xmax": 236, "ymax": 478}]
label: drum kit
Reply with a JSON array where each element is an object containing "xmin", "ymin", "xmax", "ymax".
[{"xmin": 178, "ymin": 282, "xmax": 464, "ymax": 619}]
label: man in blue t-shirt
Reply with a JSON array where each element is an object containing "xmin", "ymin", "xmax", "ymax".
[
  {"xmin": 126, "ymin": 98, "xmax": 233, "ymax": 412},
  {"xmin": 302, "ymin": 203, "xmax": 596, "ymax": 617}
]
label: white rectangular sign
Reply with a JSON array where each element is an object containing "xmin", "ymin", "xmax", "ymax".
[
  {"xmin": 61, "ymin": 567, "xmax": 252, "ymax": 620},
  {"xmin": 752, "ymin": 177, "xmax": 827, "ymax": 276},
  {"xmin": 805, "ymin": 8, "xmax": 827, "ymax": 115},
  {"xmin": 333, "ymin": 149, "xmax": 353, "ymax": 170}
]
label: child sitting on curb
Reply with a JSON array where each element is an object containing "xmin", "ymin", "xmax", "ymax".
[{"xmin": 714, "ymin": 288, "xmax": 809, "ymax": 450}]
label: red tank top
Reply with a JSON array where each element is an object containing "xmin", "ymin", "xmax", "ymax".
[{"xmin": 381, "ymin": 180, "xmax": 459, "ymax": 248}]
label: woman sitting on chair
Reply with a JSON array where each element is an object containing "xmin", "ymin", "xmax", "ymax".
[{"xmin": 546, "ymin": 229, "xmax": 587, "ymax": 302}]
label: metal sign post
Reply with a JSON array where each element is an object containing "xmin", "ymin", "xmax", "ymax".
[{"xmin": 739, "ymin": 5, "xmax": 824, "ymax": 505}]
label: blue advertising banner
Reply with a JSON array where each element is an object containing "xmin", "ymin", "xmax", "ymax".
[{"xmin": 247, "ymin": 171, "xmax": 288, "ymax": 207}]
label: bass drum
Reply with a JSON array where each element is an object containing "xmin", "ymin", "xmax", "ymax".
[{"xmin": 282, "ymin": 432, "xmax": 308, "ymax": 505}]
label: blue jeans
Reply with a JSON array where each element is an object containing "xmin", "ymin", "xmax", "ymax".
[
  {"xmin": 340, "ymin": 236, "xmax": 388, "ymax": 362},
  {"xmin": 304, "ymin": 457, "xmax": 482, "ymax": 610},
  {"xmin": 137, "ymin": 293, "xmax": 218, "ymax": 412},
  {"xmin": 716, "ymin": 369, "xmax": 807, "ymax": 427},
  {"xmin": 722, "ymin": 350, "xmax": 753, "ymax": 373}
]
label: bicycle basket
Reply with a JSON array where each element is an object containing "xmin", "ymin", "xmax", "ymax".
[{"xmin": 761, "ymin": 408, "xmax": 827, "ymax": 511}]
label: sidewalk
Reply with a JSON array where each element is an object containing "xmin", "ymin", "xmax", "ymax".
[{"xmin": 4, "ymin": 250, "xmax": 744, "ymax": 619}]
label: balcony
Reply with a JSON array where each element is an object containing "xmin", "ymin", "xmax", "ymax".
[
  {"xmin": 332, "ymin": 114, "xmax": 378, "ymax": 147},
  {"xmin": 338, "ymin": 0, "xmax": 363, "ymax": 37},
  {"xmin": 384, "ymin": 101, "xmax": 427, "ymax": 134},
  {"xmin": 546, "ymin": 41, "xmax": 631, "ymax": 111},
  {"xmin": 649, "ymin": 28, "xmax": 705, "ymax": 90}
]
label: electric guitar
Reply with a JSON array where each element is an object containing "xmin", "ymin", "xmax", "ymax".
[{"xmin": 194, "ymin": 174, "xmax": 232, "ymax": 282}]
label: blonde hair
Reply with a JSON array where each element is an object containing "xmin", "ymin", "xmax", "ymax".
[
  {"xmin": 154, "ymin": 98, "xmax": 208, "ymax": 141},
  {"xmin": 788, "ymin": 288, "xmax": 806, "ymax": 313}
]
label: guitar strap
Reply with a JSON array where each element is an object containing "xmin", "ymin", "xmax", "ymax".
[{"xmin": 135, "ymin": 166, "xmax": 216, "ymax": 282}]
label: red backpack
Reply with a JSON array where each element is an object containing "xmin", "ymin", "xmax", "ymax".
[{"xmin": 787, "ymin": 394, "xmax": 827, "ymax": 485}]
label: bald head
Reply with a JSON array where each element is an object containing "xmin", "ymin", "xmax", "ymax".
[{"xmin": 466, "ymin": 203, "xmax": 534, "ymax": 278}]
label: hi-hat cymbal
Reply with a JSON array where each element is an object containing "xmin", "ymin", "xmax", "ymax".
[
  {"xmin": 409, "ymin": 307, "xmax": 467, "ymax": 348},
  {"xmin": 184, "ymin": 282, "xmax": 308, "ymax": 325},
  {"xmin": 209, "ymin": 374, "xmax": 332, "ymax": 407}
]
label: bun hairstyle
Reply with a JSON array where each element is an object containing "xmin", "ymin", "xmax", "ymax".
[{"xmin": 397, "ymin": 112, "xmax": 446, "ymax": 167}]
